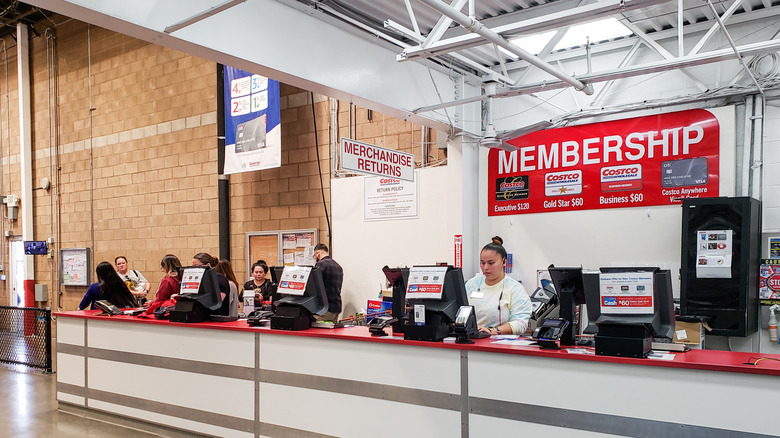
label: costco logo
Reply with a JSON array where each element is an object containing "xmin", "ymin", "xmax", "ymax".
[
  {"xmin": 601, "ymin": 164, "xmax": 642, "ymax": 192},
  {"xmin": 544, "ymin": 170, "xmax": 582, "ymax": 197},
  {"xmin": 500, "ymin": 181, "xmax": 525, "ymax": 190}
]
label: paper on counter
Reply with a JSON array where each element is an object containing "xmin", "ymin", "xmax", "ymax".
[
  {"xmin": 491, "ymin": 339, "xmax": 536, "ymax": 346},
  {"xmin": 565, "ymin": 348, "xmax": 595, "ymax": 355},
  {"xmin": 648, "ymin": 351, "xmax": 676, "ymax": 361}
]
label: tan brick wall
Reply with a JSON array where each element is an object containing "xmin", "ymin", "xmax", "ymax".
[{"xmin": 0, "ymin": 18, "xmax": 443, "ymax": 311}]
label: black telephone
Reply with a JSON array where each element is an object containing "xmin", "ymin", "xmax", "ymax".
[
  {"xmin": 532, "ymin": 317, "xmax": 569, "ymax": 349},
  {"xmin": 247, "ymin": 309, "xmax": 274, "ymax": 326},
  {"xmin": 368, "ymin": 315, "xmax": 398, "ymax": 336},
  {"xmin": 94, "ymin": 300, "xmax": 122, "ymax": 316}
]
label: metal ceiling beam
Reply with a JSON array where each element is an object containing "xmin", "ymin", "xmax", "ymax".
[
  {"xmin": 619, "ymin": 19, "xmax": 708, "ymax": 92},
  {"xmin": 403, "ymin": 0, "xmax": 422, "ymax": 38},
  {"xmin": 163, "ymin": 0, "xmax": 245, "ymax": 34},
  {"xmin": 400, "ymin": 0, "xmax": 670, "ymax": 61},
  {"xmin": 421, "ymin": 0, "xmax": 468, "ymax": 48},
  {"xmin": 497, "ymin": 37, "xmax": 780, "ymax": 98},
  {"xmin": 499, "ymin": 3, "xmax": 780, "ymax": 74},
  {"xmin": 586, "ymin": 40, "xmax": 642, "ymax": 108},
  {"xmin": 414, "ymin": 37, "xmax": 780, "ymax": 113},
  {"xmin": 417, "ymin": 0, "xmax": 593, "ymax": 94},
  {"xmin": 385, "ymin": 19, "xmax": 514, "ymax": 84},
  {"xmin": 704, "ymin": 0, "xmax": 763, "ymax": 94},
  {"xmin": 688, "ymin": 0, "xmax": 743, "ymax": 56}
]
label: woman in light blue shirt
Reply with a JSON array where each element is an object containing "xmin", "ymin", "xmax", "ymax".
[{"xmin": 465, "ymin": 242, "xmax": 532, "ymax": 336}]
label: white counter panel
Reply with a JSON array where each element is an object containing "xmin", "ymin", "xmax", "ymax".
[
  {"xmin": 56, "ymin": 353, "xmax": 84, "ymax": 386},
  {"xmin": 87, "ymin": 357, "xmax": 254, "ymax": 419},
  {"xmin": 259, "ymin": 334, "xmax": 461, "ymax": 394},
  {"xmin": 88, "ymin": 399, "xmax": 253, "ymax": 438},
  {"xmin": 469, "ymin": 351, "xmax": 778, "ymax": 436},
  {"xmin": 56, "ymin": 317, "xmax": 85, "ymax": 346},
  {"xmin": 471, "ymin": 415, "xmax": 617, "ymax": 437},
  {"xmin": 259, "ymin": 382, "xmax": 460, "ymax": 438},
  {"xmin": 87, "ymin": 319, "xmax": 255, "ymax": 367},
  {"xmin": 57, "ymin": 393, "xmax": 84, "ymax": 406}
]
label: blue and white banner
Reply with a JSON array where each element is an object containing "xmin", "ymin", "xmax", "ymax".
[{"xmin": 223, "ymin": 66, "xmax": 281, "ymax": 174}]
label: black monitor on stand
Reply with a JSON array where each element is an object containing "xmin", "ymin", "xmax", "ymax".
[
  {"xmin": 547, "ymin": 265, "xmax": 586, "ymax": 346},
  {"xmin": 403, "ymin": 265, "xmax": 469, "ymax": 342},
  {"xmin": 270, "ymin": 266, "xmax": 329, "ymax": 331},
  {"xmin": 382, "ymin": 266, "xmax": 409, "ymax": 335},
  {"xmin": 169, "ymin": 266, "xmax": 223, "ymax": 323},
  {"xmin": 582, "ymin": 267, "xmax": 676, "ymax": 358}
]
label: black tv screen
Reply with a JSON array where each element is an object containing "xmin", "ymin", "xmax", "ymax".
[{"xmin": 24, "ymin": 241, "xmax": 47, "ymax": 255}]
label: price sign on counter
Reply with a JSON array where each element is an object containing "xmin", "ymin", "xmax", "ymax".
[
  {"xmin": 599, "ymin": 272, "xmax": 654, "ymax": 315},
  {"xmin": 277, "ymin": 266, "xmax": 311, "ymax": 296},
  {"xmin": 406, "ymin": 266, "xmax": 448, "ymax": 300}
]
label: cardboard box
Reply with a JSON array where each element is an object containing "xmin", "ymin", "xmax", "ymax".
[
  {"xmin": 367, "ymin": 299, "xmax": 392, "ymax": 316},
  {"xmin": 673, "ymin": 321, "xmax": 706, "ymax": 349}
]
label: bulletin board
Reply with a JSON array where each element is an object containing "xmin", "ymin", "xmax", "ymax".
[
  {"xmin": 245, "ymin": 229, "xmax": 318, "ymax": 279},
  {"xmin": 61, "ymin": 248, "xmax": 90, "ymax": 286}
]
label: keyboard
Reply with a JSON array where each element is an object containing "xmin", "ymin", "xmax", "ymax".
[{"xmin": 471, "ymin": 331, "xmax": 491, "ymax": 339}]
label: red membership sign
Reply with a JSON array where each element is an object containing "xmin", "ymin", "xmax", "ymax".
[{"xmin": 488, "ymin": 109, "xmax": 720, "ymax": 216}]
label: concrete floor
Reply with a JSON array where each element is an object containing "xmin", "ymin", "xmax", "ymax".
[{"xmin": 0, "ymin": 364, "xmax": 155, "ymax": 438}]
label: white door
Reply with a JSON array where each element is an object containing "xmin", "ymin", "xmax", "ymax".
[{"xmin": 9, "ymin": 239, "xmax": 25, "ymax": 307}]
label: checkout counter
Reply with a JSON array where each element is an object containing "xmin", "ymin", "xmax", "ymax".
[{"xmin": 55, "ymin": 310, "xmax": 780, "ymax": 438}]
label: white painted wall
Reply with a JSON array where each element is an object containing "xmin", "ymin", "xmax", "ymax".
[
  {"xmin": 763, "ymin": 102, "xmax": 780, "ymax": 232},
  {"xmin": 332, "ymin": 165, "xmax": 460, "ymax": 318}
]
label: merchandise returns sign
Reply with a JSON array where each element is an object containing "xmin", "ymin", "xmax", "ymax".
[
  {"xmin": 341, "ymin": 138, "xmax": 415, "ymax": 182},
  {"xmin": 488, "ymin": 109, "xmax": 720, "ymax": 216}
]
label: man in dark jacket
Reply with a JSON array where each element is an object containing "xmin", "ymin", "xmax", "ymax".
[{"xmin": 314, "ymin": 243, "xmax": 343, "ymax": 322}]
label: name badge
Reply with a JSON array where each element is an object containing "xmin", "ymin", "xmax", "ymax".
[{"xmin": 470, "ymin": 291, "xmax": 484, "ymax": 299}]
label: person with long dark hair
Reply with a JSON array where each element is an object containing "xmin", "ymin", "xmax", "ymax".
[
  {"xmin": 192, "ymin": 252, "xmax": 231, "ymax": 316},
  {"xmin": 79, "ymin": 261, "xmax": 137, "ymax": 310},
  {"xmin": 465, "ymin": 240, "xmax": 532, "ymax": 336},
  {"xmin": 215, "ymin": 258, "xmax": 240, "ymax": 317},
  {"xmin": 144, "ymin": 254, "xmax": 182, "ymax": 308}
]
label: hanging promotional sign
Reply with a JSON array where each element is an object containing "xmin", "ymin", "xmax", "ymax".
[
  {"xmin": 341, "ymin": 138, "xmax": 415, "ymax": 182},
  {"xmin": 488, "ymin": 109, "xmax": 720, "ymax": 215},
  {"xmin": 223, "ymin": 66, "xmax": 281, "ymax": 175}
]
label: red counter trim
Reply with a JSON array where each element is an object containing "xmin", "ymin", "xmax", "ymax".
[{"xmin": 56, "ymin": 310, "xmax": 780, "ymax": 377}]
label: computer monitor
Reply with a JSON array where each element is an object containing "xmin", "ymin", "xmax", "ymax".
[
  {"xmin": 547, "ymin": 265, "xmax": 585, "ymax": 345},
  {"xmin": 382, "ymin": 266, "xmax": 410, "ymax": 334},
  {"xmin": 582, "ymin": 267, "xmax": 675, "ymax": 340},
  {"xmin": 269, "ymin": 266, "xmax": 285, "ymax": 285},
  {"xmin": 403, "ymin": 265, "xmax": 469, "ymax": 341},
  {"xmin": 271, "ymin": 266, "xmax": 329, "ymax": 330},
  {"xmin": 169, "ymin": 266, "xmax": 223, "ymax": 323},
  {"xmin": 177, "ymin": 265, "xmax": 223, "ymax": 311}
]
